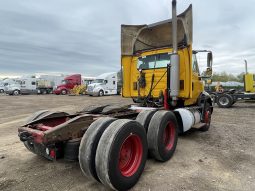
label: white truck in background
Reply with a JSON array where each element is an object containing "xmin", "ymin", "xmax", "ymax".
[
  {"xmin": 0, "ymin": 78, "xmax": 20, "ymax": 94},
  {"xmin": 6, "ymin": 75, "xmax": 65, "ymax": 95},
  {"xmin": 6, "ymin": 77, "xmax": 36, "ymax": 95},
  {"xmin": 86, "ymin": 72, "xmax": 118, "ymax": 96},
  {"xmin": 0, "ymin": 80, "xmax": 4, "ymax": 93}
]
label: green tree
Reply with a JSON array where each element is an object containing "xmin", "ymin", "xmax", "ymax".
[
  {"xmin": 212, "ymin": 72, "xmax": 239, "ymax": 82},
  {"xmin": 236, "ymin": 72, "xmax": 245, "ymax": 82}
]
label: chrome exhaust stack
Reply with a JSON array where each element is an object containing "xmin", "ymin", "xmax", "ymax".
[
  {"xmin": 244, "ymin": 60, "xmax": 248, "ymax": 74},
  {"xmin": 169, "ymin": 0, "xmax": 180, "ymax": 103}
]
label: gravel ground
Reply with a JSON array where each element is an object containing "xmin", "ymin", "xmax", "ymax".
[{"xmin": 0, "ymin": 94, "xmax": 254, "ymax": 191}]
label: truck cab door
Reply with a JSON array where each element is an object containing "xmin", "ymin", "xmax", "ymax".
[
  {"xmin": 31, "ymin": 81, "xmax": 37, "ymax": 93},
  {"xmin": 102, "ymin": 80, "xmax": 108, "ymax": 94},
  {"xmin": 192, "ymin": 54, "xmax": 203, "ymax": 99},
  {"xmin": 108, "ymin": 75, "xmax": 117, "ymax": 94},
  {"xmin": 20, "ymin": 80, "xmax": 27, "ymax": 94}
]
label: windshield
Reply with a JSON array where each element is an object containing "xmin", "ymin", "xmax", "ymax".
[
  {"xmin": 138, "ymin": 53, "xmax": 171, "ymax": 70},
  {"xmin": 61, "ymin": 80, "xmax": 70, "ymax": 85},
  {"xmin": 92, "ymin": 79, "xmax": 104, "ymax": 83}
]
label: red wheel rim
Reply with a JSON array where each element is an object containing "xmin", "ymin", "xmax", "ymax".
[
  {"xmin": 204, "ymin": 110, "xmax": 211, "ymax": 125},
  {"xmin": 118, "ymin": 134, "xmax": 143, "ymax": 177},
  {"xmin": 163, "ymin": 122, "xmax": 176, "ymax": 151}
]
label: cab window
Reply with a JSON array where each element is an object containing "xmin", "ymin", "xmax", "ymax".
[{"xmin": 138, "ymin": 53, "xmax": 171, "ymax": 70}]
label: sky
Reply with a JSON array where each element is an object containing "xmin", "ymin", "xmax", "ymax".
[{"xmin": 0, "ymin": 0, "xmax": 254, "ymax": 78}]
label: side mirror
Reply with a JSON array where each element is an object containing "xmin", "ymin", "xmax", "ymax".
[
  {"xmin": 203, "ymin": 52, "xmax": 213, "ymax": 78},
  {"xmin": 207, "ymin": 52, "xmax": 213, "ymax": 68}
]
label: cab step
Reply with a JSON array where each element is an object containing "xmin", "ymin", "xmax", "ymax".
[{"xmin": 192, "ymin": 122, "xmax": 206, "ymax": 129}]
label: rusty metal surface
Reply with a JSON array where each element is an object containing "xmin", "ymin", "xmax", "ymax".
[
  {"xmin": 101, "ymin": 104, "xmax": 131, "ymax": 114},
  {"xmin": 77, "ymin": 104, "xmax": 109, "ymax": 114},
  {"xmin": 43, "ymin": 114, "xmax": 97, "ymax": 144},
  {"xmin": 24, "ymin": 110, "xmax": 49, "ymax": 124},
  {"xmin": 19, "ymin": 105, "xmax": 139, "ymax": 145},
  {"xmin": 22, "ymin": 111, "xmax": 71, "ymax": 127}
]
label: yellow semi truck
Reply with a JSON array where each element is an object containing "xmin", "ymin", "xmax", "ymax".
[
  {"xmin": 244, "ymin": 60, "xmax": 255, "ymax": 93},
  {"xmin": 18, "ymin": 1, "xmax": 213, "ymax": 190}
]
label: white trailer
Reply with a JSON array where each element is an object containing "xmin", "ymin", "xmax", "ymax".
[
  {"xmin": 86, "ymin": 72, "xmax": 118, "ymax": 96},
  {"xmin": 36, "ymin": 74, "xmax": 65, "ymax": 89}
]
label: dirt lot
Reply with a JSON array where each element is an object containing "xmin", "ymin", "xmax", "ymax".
[{"xmin": 0, "ymin": 94, "xmax": 254, "ymax": 191}]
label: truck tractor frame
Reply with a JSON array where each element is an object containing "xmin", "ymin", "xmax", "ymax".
[
  {"xmin": 18, "ymin": 1, "xmax": 213, "ymax": 190},
  {"xmin": 213, "ymin": 60, "xmax": 255, "ymax": 108}
]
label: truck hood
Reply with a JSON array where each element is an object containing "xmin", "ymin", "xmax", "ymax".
[
  {"xmin": 6, "ymin": 84, "xmax": 20, "ymax": 90},
  {"xmin": 121, "ymin": 5, "xmax": 192, "ymax": 55},
  {"xmin": 56, "ymin": 84, "xmax": 66, "ymax": 89},
  {"xmin": 8, "ymin": 84, "xmax": 20, "ymax": 88}
]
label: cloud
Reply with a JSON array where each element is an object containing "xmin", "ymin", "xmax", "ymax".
[{"xmin": 0, "ymin": 0, "xmax": 254, "ymax": 78}]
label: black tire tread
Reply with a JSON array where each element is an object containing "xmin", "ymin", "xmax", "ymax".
[
  {"xmin": 136, "ymin": 110, "xmax": 156, "ymax": 132},
  {"xmin": 95, "ymin": 119, "xmax": 147, "ymax": 190},
  {"xmin": 79, "ymin": 117, "xmax": 116, "ymax": 181},
  {"xmin": 216, "ymin": 93, "xmax": 233, "ymax": 108},
  {"xmin": 147, "ymin": 110, "xmax": 178, "ymax": 162}
]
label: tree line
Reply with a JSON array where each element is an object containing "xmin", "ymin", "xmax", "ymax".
[{"xmin": 212, "ymin": 72, "xmax": 245, "ymax": 82}]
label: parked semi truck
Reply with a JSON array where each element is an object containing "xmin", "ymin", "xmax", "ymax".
[
  {"xmin": 0, "ymin": 78, "xmax": 20, "ymax": 93},
  {"xmin": 18, "ymin": 1, "xmax": 213, "ymax": 190},
  {"xmin": 214, "ymin": 60, "xmax": 255, "ymax": 108},
  {"xmin": 0, "ymin": 79, "xmax": 4, "ymax": 93},
  {"xmin": 6, "ymin": 75, "xmax": 65, "ymax": 95},
  {"xmin": 53, "ymin": 74, "xmax": 82, "ymax": 95},
  {"xmin": 86, "ymin": 72, "xmax": 118, "ymax": 96}
]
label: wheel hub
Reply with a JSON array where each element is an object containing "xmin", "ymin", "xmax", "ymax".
[
  {"xmin": 118, "ymin": 134, "xmax": 143, "ymax": 177},
  {"xmin": 163, "ymin": 122, "xmax": 175, "ymax": 151},
  {"xmin": 204, "ymin": 110, "xmax": 211, "ymax": 125},
  {"xmin": 219, "ymin": 97, "xmax": 229, "ymax": 106}
]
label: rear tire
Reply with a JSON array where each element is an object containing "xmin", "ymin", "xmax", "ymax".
[
  {"xmin": 95, "ymin": 119, "xmax": 147, "ymax": 191},
  {"xmin": 0, "ymin": 89, "xmax": 4, "ymax": 93},
  {"xmin": 13, "ymin": 90, "xmax": 20, "ymax": 96},
  {"xmin": 42, "ymin": 89, "xmax": 47, "ymax": 94},
  {"xmin": 98, "ymin": 90, "xmax": 104, "ymax": 97},
  {"xmin": 216, "ymin": 94, "xmax": 233, "ymax": 108},
  {"xmin": 24, "ymin": 141, "xmax": 36, "ymax": 154},
  {"xmin": 79, "ymin": 117, "xmax": 116, "ymax": 182},
  {"xmin": 136, "ymin": 110, "xmax": 156, "ymax": 132},
  {"xmin": 200, "ymin": 101, "xmax": 212, "ymax": 132},
  {"xmin": 147, "ymin": 110, "xmax": 178, "ymax": 162},
  {"xmin": 61, "ymin": 89, "xmax": 67, "ymax": 95}
]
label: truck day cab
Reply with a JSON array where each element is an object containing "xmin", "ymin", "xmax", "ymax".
[
  {"xmin": 53, "ymin": 74, "xmax": 81, "ymax": 95},
  {"xmin": 18, "ymin": 2, "xmax": 213, "ymax": 190},
  {"xmin": 0, "ymin": 78, "xmax": 19, "ymax": 94},
  {"xmin": 86, "ymin": 72, "xmax": 118, "ymax": 96},
  {"xmin": 6, "ymin": 75, "xmax": 64, "ymax": 95}
]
